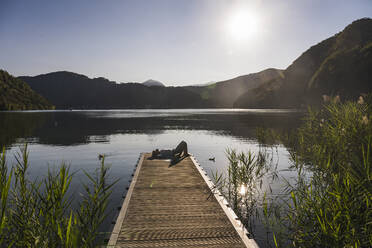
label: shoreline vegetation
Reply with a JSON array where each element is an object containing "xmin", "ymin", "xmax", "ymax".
[
  {"xmin": 214, "ymin": 95, "xmax": 372, "ymax": 247},
  {"xmin": 0, "ymin": 145, "xmax": 116, "ymax": 247}
]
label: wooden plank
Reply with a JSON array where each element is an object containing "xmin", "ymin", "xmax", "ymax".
[
  {"xmin": 190, "ymin": 156, "xmax": 259, "ymax": 248},
  {"xmin": 108, "ymin": 153, "xmax": 258, "ymax": 248},
  {"xmin": 107, "ymin": 153, "xmax": 145, "ymax": 247}
]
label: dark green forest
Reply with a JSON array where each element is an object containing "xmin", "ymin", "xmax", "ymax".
[
  {"xmin": 20, "ymin": 72, "xmax": 206, "ymax": 109},
  {"xmin": 0, "ymin": 70, "xmax": 54, "ymax": 110}
]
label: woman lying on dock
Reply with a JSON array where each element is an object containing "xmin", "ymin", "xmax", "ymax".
[{"xmin": 150, "ymin": 141, "xmax": 189, "ymax": 163}]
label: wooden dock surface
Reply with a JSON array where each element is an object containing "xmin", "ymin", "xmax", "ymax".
[{"xmin": 108, "ymin": 153, "xmax": 258, "ymax": 248}]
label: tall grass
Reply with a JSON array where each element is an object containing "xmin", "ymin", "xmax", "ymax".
[
  {"xmin": 216, "ymin": 96, "xmax": 372, "ymax": 247},
  {"xmin": 0, "ymin": 145, "xmax": 116, "ymax": 247},
  {"xmin": 212, "ymin": 148, "xmax": 276, "ymax": 236},
  {"xmin": 268, "ymin": 97, "xmax": 372, "ymax": 248}
]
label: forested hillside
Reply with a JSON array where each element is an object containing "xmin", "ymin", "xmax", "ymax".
[
  {"xmin": 0, "ymin": 70, "xmax": 54, "ymax": 110},
  {"xmin": 186, "ymin": 68, "xmax": 284, "ymax": 108},
  {"xmin": 234, "ymin": 18, "xmax": 372, "ymax": 108},
  {"xmin": 20, "ymin": 71, "xmax": 205, "ymax": 109},
  {"xmin": 20, "ymin": 69, "xmax": 283, "ymax": 109}
]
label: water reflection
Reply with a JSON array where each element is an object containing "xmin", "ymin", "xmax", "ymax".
[
  {"xmin": 0, "ymin": 112, "xmax": 47, "ymax": 148},
  {"xmin": 0, "ymin": 110, "xmax": 303, "ymax": 148}
]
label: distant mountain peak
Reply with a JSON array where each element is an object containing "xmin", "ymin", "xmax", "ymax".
[{"xmin": 142, "ymin": 79, "xmax": 165, "ymax": 87}]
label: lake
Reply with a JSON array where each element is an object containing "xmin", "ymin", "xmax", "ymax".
[{"xmin": 0, "ymin": 109, "xmax": 303, "ymax": 246}]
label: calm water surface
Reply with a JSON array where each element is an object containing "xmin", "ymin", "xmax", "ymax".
[{"xmin": 0, "ymin": 109, "xmax": 303, "ymax": 246}]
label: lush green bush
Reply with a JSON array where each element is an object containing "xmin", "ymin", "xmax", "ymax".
[{"xmin": 0, "ymin": 145, "xmax": 116, "ymax": 247}]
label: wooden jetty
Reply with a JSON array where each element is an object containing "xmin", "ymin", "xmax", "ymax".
[{"xmin": 108, "ymin": 153, "xmax": 258, "ymax": 248}]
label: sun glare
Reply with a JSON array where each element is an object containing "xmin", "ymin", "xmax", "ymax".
[
  {"xmin": 239, "ymin": 184, "xmax": 246, "ymax": 196},
  {"xmin": 227, "ymin": 9, "xmax": 260, "ymax": 41}
]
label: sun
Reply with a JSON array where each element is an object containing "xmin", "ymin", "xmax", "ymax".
[{"xmin": 227, "ymin": 10, "xmax": 260, "ymax": 41}]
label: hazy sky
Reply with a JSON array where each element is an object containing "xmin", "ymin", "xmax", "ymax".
[{"xmin": 1, "ymin": 0, "xmax": 371, "ymax": 86}]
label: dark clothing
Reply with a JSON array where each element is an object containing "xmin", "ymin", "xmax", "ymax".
[
  {"xmin": 150, "ymin": 141, "xmax": 188, "ymax": 160},
  {"xmin": 156, "ymin": 149, "xmax": 173, "ymax": 159}
]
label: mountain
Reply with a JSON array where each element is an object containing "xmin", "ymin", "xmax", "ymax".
[
  {"xmin": 0, "ymin": 70, "xmax": 54, "ymax": 110},
  {"xmin": 17, "ymin": 19, "xmax": 372, "ymax": 110},
  {"xmin": 234, "ymin": 18, "xmax": 372, "ymax": 108},
  {"xmin": 186, "ymin": 68, "xmax": 284, "ymax": 107},
  {"xmin": 21, "ymin": 69, "xmax": 283, "ymax": 109},
  {"xmin": 142, "ymin": 79, "xmax": 165, "ymax": 87},
  {"xmin": 20, "ymin": 71, "xmax": 204, "ymax": 109}
]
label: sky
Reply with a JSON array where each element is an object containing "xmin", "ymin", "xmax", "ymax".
[{"xmin": 1, "ymin": 0, "xmax": 371, "ymax": 86}]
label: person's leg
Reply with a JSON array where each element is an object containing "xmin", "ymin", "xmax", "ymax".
[
  {"xmin": 183, "ymin": 142, "xmax": 188, "ymax": 156},
  {"xmin": 173, "ymin": 141, "xmax": 188, "ymax": 157}
]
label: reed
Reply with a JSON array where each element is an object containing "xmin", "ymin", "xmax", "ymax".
[
  {"xmin": 212, "ymin": 148, "xmax": 275, "ymax": 236},
  {"xmin": 285, "ymin": 98, "xmax": 370, "ymax": 247},
  {"xmin": 217, "ymin": 95, "xmax": 372, "ymax": 247},
  {"xmin": 0, "ymin": 144, "xmax": 117, "ymax": 247},
  {"xmin": 262, "ymin": 96, "xmax": 372, "ymax": 247}
]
